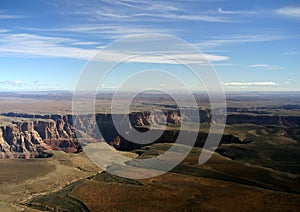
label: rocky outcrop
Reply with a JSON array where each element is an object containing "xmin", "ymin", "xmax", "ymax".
[
  {"xmin": 0, "ymin": 115, "xmax": 80, "ymax": 158},
  {"xmin": 0, "ymin": 122, "xmax": 48, "ymax": 158}
]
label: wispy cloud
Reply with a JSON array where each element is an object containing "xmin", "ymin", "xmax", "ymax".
[
  {"xmin": 282, "ymin": 50, "xmax": 299, "ymax": 55},
  {"xmin": 276, "ymin": 6, "xmax": 300, "ymax": 18},
  {"xmin": 216, "ymin": 8, "xmax": 257, "ymax": 15},
  {"xmin": 0, "ymin": 33, "xmax": 97, "ymax": 59},
  {"xmin": 0, "ymin": 80, "xmax": 59, "ymax": 91},
  {"xmin": 0, "ymin": 80, "xmax": 25, "ymax": 86},
  {"xmin": 0, "ymin": 29, "xmax": 10, "ymax": 33},
  {"xmin": 60, "ymin": 0, "xmax": 230, "ymax": 23},
  {"xmin": 93, "ymin": 50, "xmax": 229, "ymax": 64},
  {"xmin": 64, "ymin": 24, "xmax": 169, "ymax": 37},
  {"xmin": 0, "ymin": 32, "xmax": 228, "ymax": 63},
  {"xmin": 89, "ymin": 10, "xmax": 230, "ymax": 23},
  {"xmin": 196, "ymin": 34, "xmax": 288, "ymax": 50},
  {"xmin": 70, "ymin": 41, "xmax": 101, "ymax": 46},
  {"xmin": 0, "ymin": 14, "xmax": 25, "ymax": 19},
  {"xmin": 224, "ymin": 82, "xmax": 278, "ymax": 86},
  {"xmin": 103, "ymin": 0, "xmax": 179, "ymax": 12},
  {"xmin": 21, "ymin": 24, "xmax": 171, "ymax": 40},
  {"xmin": 155, "ymin": 13, "xmax": 229, "ymax": 22},
  {"xmin": 246, "ymin": 64, "xmax": 282, "ymax": 70},
  {"xmin": 0, "ymin": 11, "xmax": 26, "ymax": 19}
]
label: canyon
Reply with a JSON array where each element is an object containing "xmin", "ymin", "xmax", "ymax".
[{"xmin": 1, "ymin": 108, "xmax": 300, "ymax": 158}]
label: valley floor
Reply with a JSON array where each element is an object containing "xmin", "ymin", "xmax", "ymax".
[{"xmin": 22, "ymin": 143, "xmax": 300, "ymax": 212}]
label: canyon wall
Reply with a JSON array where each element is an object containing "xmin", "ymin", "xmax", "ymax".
[
  {"xmin": 0, "ymin": 114, "xmax": 80, "ymax": 158},
  {"xmin": 1, "ymin": 109, "xmax": 300, "ymax": 158}
]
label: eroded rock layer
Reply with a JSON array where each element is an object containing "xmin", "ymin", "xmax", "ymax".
[{"xmin": 1, "ymin": 109, "xmax": 299, "ymax": 158}]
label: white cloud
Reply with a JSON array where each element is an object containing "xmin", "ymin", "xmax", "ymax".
[
  {"xmin": 0, "ymin": 33, "xmax": 229, "ymax": 63},
  {"xmin": 92, "ymin": 11, "xmax": 230, "ymax": 23},
  {"xmin": 71, "ymin": 41, "xmax": 101, "ymax": 46},
  {"xmin": 0, "ymin": 33, "xmax": 98, "ymax": 59},
  {"xmin": 103, "ymin": 0, "xmax": 179, "ymax": 12},
  {"xmin": 99, "ymin": 84, "xmax": 117, "ymax": 90},
  {"xmin": 22, "ymin": 24, "xmax": 171, "ymax": 40},
  {"xmin": 0, "ymin": 80, "xmax": 60, "ymax": 91},
  {"xmin": 196, "ymin": 34, "xmax": 288, "ymax": 50},
  {"xmin": 217, "ymin": 8, "xmax": 257, "ymax": 15},
  {"xmin": 0, "ymin": 29, "xmax": 10, "ymax": 33},
  {"xmin": 0, "ymin": 80, "xmax": 26, "ymax": 90},
  {"xmin": 93, "ymin": 50, "xmax": 229, "ymax": 64},
  {"xmin": 276, "ymin": 7, "xmax": 300, "ymax": 18},
  {"xmin": 157, "ymin": 13, "xmax": 229, "ymax": 22},
  {"xmin": 0, "ymin": 80, "xmax": 25, "ymax": 86},
  {"xmin": 282, "ymin": 50, "xmax": 299, "ymax": 55},
  {"xmin": 61, "ymin": 0, "xmax": 230, "ymax": 23},
  {"xmin": 0, "ymin": 12, "xmax": 25, "ymax": 19},
  {"xmin": 246, "ymin": 64, "xmax": 282, "ymax": 70},
  {"xmin": 224, "ymin": 82, "xmax": 278, "ymax": 86},
  {"xmin": 64, "ymin": 25, "xmax": 169, "ymax": 37}
]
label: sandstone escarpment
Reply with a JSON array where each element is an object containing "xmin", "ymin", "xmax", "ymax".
[
  {"xmin": 0, "ymin": 114, "xmax": 80, "ymax": 158},
  {"xmin": 1, "ymin": 108, "xmax": 299, "ymax": 158},
  {"xmin": 0, "ymin": 122, "xmax": 48, "ymax": 158},
  {"xmin": 0, "ymin": 110, "xmax": 212, "ymax": 158}
]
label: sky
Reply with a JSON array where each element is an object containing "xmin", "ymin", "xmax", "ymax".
[{"xmin": 0, "ymin": 0, "xmax": 299, "ymax": 92}]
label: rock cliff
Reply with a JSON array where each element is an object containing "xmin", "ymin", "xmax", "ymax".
[
  {"xmin": 0, "ymin": 110, "xmax": 210, "ymax": 158},
  {"xmin": 0, "ymin": 114, "xmax": 79, "ymax": 158},
  {"xmin": 1, "ymin": 109, "xmax": 299, "ymax": 158}
]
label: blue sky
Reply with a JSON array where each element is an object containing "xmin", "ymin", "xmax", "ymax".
[{"xmin": 0, "ymin": 0, "xmax": 299, "ymax": 91}]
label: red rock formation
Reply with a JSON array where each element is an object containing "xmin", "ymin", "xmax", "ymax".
[{"xmin": 0, "ymin": 115, "xmax": 80, "ymax": 158}]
